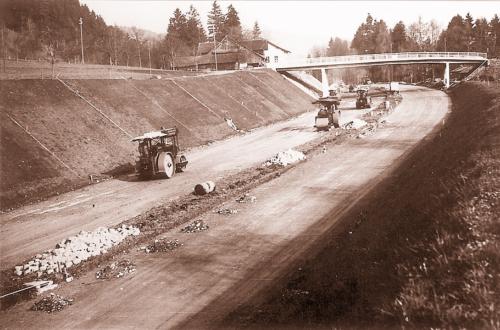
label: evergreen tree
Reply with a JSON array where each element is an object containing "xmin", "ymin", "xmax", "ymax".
[
  {"xmin": 207, "ymin": 0, "xmax": 224, "ymax": 41},
  {"xmin": 391, "ymin": 21, "xmax": 407, "ymax": 52},
  {"xmin": 165, "ymin": 8, "xmax": 188, "ymax": 67},
  {"xmin": 185, "ymin": 5, "xmax": 206, "ymax": 55},
  {"xmin": 223, "ymin": 4, "xmax": 242, "ymax": 41},
  {"xmin": 351, "ymin": 13, "xmax": 377, "ymax": 54},
  {"xmin": 252, "ymin": 21, "xmax": 262, "ymax": 39}
]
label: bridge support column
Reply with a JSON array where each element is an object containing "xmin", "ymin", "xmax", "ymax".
[
  {"xmin": 321, "ymin": 68, "xmax": 329, "ymax": 97},
  {"xmin": 444, "ymin": 62, "xmax": 450, "ymax": 88}
]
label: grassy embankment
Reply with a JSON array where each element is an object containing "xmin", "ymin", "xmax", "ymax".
[{"xmin": 225, "ymin": 82, "xmax": 500, "ymax": 329}]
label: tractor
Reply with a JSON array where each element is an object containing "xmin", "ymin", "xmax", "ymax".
[
  {"xmin": 355, "ymin": 88, "xmax": 371, "ymax": 109},
  {"xmin": 132, "ymin": 127, "xmax": 188, "ymax": 179}
]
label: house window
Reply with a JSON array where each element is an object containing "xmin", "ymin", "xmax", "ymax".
[
  {"xmin": 274, "ymin": 56, "xmax": 279, "ymax": 63},
  {"xmin": 265, "ymin": 56, "xmax": 270, "ymax": 63}
]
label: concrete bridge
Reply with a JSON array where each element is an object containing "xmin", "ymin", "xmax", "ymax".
[{"xmin": 276, "ymin": 52, "xmax": 488, "ymax": 87}]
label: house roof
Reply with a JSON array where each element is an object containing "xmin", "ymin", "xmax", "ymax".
[
  {"xmin": 198, "ymin": 38, "xmax": 291, "ymax": 56},
  {"xmin": 198, "ymin": 42, "xmax": 215, "ymax": 55},
  {"xmin": 240, "ymin": 39, "xmax": 291, "ymax": 54}
]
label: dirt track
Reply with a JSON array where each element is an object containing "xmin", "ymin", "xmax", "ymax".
[
  {"xmin": 0, "ymin": 86, "xmax": 449, "ymax": 328},
  {"xmin": 0, "ymin": 100, "xmax": 369, "ymax": 272}
]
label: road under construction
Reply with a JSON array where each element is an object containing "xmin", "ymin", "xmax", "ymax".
[{"xmin": 0, "ymin": 55, "xmax": 484, "ymax": 327}]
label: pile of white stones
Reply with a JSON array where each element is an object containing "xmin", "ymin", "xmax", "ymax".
[
  {"xmin": 14, "ymin": 225, "xmax": 140, "ymax": 277},
  {"xmin": 264, "ymin": 149, "xmax": 306, "ymax": 167}
]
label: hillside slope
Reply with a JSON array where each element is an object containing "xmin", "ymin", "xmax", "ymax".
[{"xmin": 0, "ymin": 69, "xmax": 313, "ymax": 210}]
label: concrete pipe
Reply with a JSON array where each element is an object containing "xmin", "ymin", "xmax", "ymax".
[{"xmin": 194, "ymin": 181, "xmax": 216, "ymax": 195}]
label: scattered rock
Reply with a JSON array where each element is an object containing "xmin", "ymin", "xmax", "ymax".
[
  {"xmin": 144, "ymin": 239, "xmax": 182, "ymax": 253},
  {"xmin": 215, "ymin": 208, "xmax": 238, "ymax": 215},
  {"xmin": 264, "ymin": 149, "xmax": 306, "ymax": 167},
  {"xmin": 236, "ymin": 193, "xmax": 257, "ymax": 203},
  {"xmin": 96, "ymin": 260, "xmax": 136, "ymax": 279},
  {"xmin": 181, "ymin": 220, "xmax": 209, "ymax": 233},
  {"xmin": 31, "ymin": 294, "xmax": 73, "ymax": 313}
]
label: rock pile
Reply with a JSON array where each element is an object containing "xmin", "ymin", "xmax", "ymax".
[
  {"xmin": 31, "ymin": 293, "xmax": 73, "ymax": 313},
  {"xmin": 264, "ymin": 149, "xmax": 306, "ymax": 167},
  {"xmin": 95, "ymin": 260, "xmax": 136, "ymax": 279},
  {"xmin": 181, "ymin": 220, "xmax": 209, "ymax": 233},
  {"xmin": 343, "ymin": 118, "xmax": 367, "ymax": 130},
  {"xmin": 143, "ymin": 239, "xmax": 182, "ymax": 253},
  {"xmin": 15, "ymin": 225, "xmax": 140, "ymax": 277},
  {"xmin": 236, "ymin": 193, "xmax": 257, "ymax": 203}
]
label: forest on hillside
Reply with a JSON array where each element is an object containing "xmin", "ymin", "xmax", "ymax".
[
  {"xmin": 0, "ymin": 0, "xmax": 261, "ymax": 69},
  {"xmin": 0, "ymin": 0, "xmax": 498, "ymax": 77}
]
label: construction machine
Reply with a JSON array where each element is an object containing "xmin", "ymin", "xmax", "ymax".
[
  {"xmin": 314, "ymin": 68, "xmax": 341, "ymax": 130},
  {"xmin": 355, "ymin": 88, "xmax": 371, "ymax": 109},
  {"xmin": 132, "ymin": 127, "xmax": 188, "ymax": 179},
  {"xmin": 314, "ymin": 97, "xmax": 341, "ymax": 130}
]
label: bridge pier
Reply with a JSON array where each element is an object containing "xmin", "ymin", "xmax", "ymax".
[{"xmin": 444, "ymin": 62, "xmax": 450, "ymax": 88}]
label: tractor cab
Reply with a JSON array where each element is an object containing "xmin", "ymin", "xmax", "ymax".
[{"xmin": 132, "ymin": 127, "xmax": 188, "ymax": 179}]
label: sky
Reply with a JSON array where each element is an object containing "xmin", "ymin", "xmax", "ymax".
[{"xmin": 80, "ymin": 1, "xmax": 499, "ymax": 57}]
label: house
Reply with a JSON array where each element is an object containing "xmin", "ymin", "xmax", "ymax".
[
  {"xmin": 240, "ymin": 39, "xmax": 291, "ymax": 68},
  {"xmin": 174, "ymin": 37, "xmax": 291, "ymax": 71}
]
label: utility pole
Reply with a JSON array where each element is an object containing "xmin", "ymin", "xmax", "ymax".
[
  {"xmin": 79, "ymin": 18, "xmax": 84, "ymax": 64},
  {"xmin": 213, "ymin": 29, "xmax": 218, "ymax": 71},
  {"xmin": 148, "ymin": 41, "xmax": 152, "ymax": 76}
]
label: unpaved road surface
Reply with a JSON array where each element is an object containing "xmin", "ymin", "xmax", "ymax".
[
  {"xmin": 0, "ymin": 100, "xmax": 370, "ymax": 271},
  {"xmin": 0, "ymin": 87, "xmax": 449, "ymax": 328}
]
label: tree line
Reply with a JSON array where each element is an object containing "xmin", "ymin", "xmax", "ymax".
[
  {"xmin": 0, "ymin": 0, "xmax": 262, "ymax": 69},
  {"xmin": 311, "ymin": 13, "xmax": 499, "ymax": 82}
]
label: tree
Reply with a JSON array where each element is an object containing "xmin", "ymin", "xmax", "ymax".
[
  {"xmin": 351, "ymin": 13, "xmax": 377, "ymax": 54},
  {"xmin": 207, "ymin": 0, "xmax": 224, "ymax": 41},
  {"xmin": 185, "ymin": 5, "xmax": 206, "ymax": 55},
  {"xmin": 391, "ymin": 21, "xmax": 407, "ymax": 52},
  {"xmin": 326, "ymin": 37, "xmax": 349, "ymax": 56},
  {"xmin": 252, "ymin": 21, "xmax": 261, "ymax": 39},
  {"xmin": 374, "ymin": 19, "xmax": 391, "ymax": 53},
  {"xmin": 222, "ymin": 4, "xmax": 242, "ymax": 41},
  {"xmin": 130, "ymin": 26, "xmax": 143, "ymax": 67},
  {"xmin": 165, "ymin": 8, "xmax": 188, "ymax": 68}
]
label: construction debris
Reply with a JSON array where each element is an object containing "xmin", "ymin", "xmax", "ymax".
[
  {"xmin": 23, "ymin": 280, "xmax": 58, "ymax": 294},
  {"xmin": 31, "ymin": 293, "xmax": 73, "ymax": 313},
  {"xmin": 215, "ymin": 208, "xmax": 239, "ymax": 215},
  {"xmin": 264, "ymin": 149, "xmax": 306, "ymax": 167},
  {"xmin": 15, "ymin": 225, "xmax": 140, "ymax": 277},
  {"xmin": 181, "ymin": 220, "xmax": 209, "ymax": 233},
  {"xmin": 236, "ymin": 193, "xmax": 257, "ymax": 203},
  {"xmin": 144, "ymin": 239, "xmax": 182, "ymax": 253},
  {"xmin": 194, "ymin": 181, "xmax": 216, "ymax": 195},
  {"xmin": 95, "ymin": 260, "xmax": 136, "ymax": 279},
  {"xmin": 343, "ymin": 118, "xmax": 368, "ymax": 130}
]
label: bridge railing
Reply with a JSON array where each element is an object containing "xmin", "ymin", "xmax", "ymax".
[{"xmin": 278, "ymin": 52, "xmax": 488, "ymax": 69}]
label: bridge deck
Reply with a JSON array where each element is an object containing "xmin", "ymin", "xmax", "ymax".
[{"xmin": 277, "ymin": 52, "xmax": 488, "ymax": 71}]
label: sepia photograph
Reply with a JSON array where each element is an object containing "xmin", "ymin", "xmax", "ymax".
[{"xmin": 0, "ymin": 0, "xmax": 499, "ymax": 328}]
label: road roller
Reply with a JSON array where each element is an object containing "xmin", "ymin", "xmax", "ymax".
[
  {"xmin": 132, "ymin": 127, "xmax": 188, "ymax": 179},
  {"xmin": 313, "ymin": 96, "xmax": 341, "ymax": 131}
]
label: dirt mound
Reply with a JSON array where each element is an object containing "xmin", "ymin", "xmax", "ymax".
[{"xmin": 0, "ymin": 69, "xmax": 312, "ymax": 210}]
